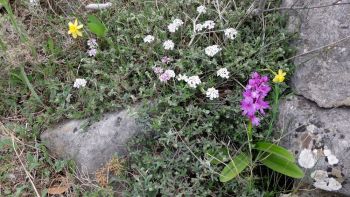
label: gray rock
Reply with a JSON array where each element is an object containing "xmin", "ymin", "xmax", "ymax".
[
  {"xmin": 283, "ymin": 0, "xmax": 350, "ymax": 108},
  {"xmin": 278, "ymin": 95, "xmax": 350, "ymax": 196},
  {"xmin": 41, "ymin": 108, "xmax": 142, "ymax": 174}
]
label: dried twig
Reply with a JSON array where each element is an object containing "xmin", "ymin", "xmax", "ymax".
[{"xmin": 11, "ymin": 135, "xmax": 41, "ymax": 197}]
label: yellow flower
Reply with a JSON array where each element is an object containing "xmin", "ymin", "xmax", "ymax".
[
  {"xmin": 68, "ymin": 19, "xmax": 83, "ymax": 39},
  {"xmin": 273, "ymin": 69, "xmax": 286, "ymax": 83}
]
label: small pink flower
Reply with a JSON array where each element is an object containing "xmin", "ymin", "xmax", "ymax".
[
  {"xmin": 159, "ymin": 72, "xmax": 171, "ymax": 82},
  {"xmin": 161, "ymin": 56, "xmax": 172, "ymax": 64},
  {"xmin": 87, "ymin": 48, "xmax": 97, "ymax": 57},
  {"xmin": 153, "ymin": 66, "xmax": 164, "ymax": 75}
]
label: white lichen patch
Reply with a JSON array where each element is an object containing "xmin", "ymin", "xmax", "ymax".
[
  {"xmin": 306, "ymin": 124, "xmax": 316, "ymax": 133},
  {"xmin": 327, "ymin": 155, "xmax": 339, "ymax": 165},
  {"xmin": 313, "ymin": 178, "xmax": 342, "ymax": 191},
  {"xmin": 311, "ymin": 169, "xmax": 342, "ymax": 191},
  {"xmin": 298, "ymin": 149, "xmax": 316, "ymax": 169},
  {"xmin": 323, "ymin": 148, "xmax": 339, "ymax": 165},
  {"xmin": 311, "ymin": 170, "xmax": 328, "ymax": 182}
]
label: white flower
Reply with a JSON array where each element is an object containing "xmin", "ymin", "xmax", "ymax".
[
  {"xmin": 177, "ymin": 74, "xmax": 188, "ymax": 81},
  {"xmin": 164, "ymin": 69, "xmax": 176, "ymax": 78},
  {"xmin": 224, "ymin": 28, "xmax": 238, "ymax": 40},
  {"xmin": 203, "ymin": 20, "xmax": 215, "ymax": 30},
  {"xmin": 206, "ymin": 87, "xmax": 219, "ymax": 100},
  {"xmin": 195, "ymin": 24, "xmax": 204, "ymax": 32},
  {"xmin": 87, "ymin": 38, "xmax": 98, "ymax": 49},
  {"xmin": 143, "ymin": 35, "xmax": 155, "ymax": 43},
  {"xmin": 168, "ymin": 23, "xmax": 178, "ymax": 33},
  {"xmin": 205, "ymin": 45, "xmax": 221, "ymax": 57},
  {"xmin": 186, "ymin": 76, "xmax": 201, "ymax": 88},
  {"xmin": 163, "ymin": 40, "xmax": 175, "ymax": 50},
  {"xmin": 173, "ymin": 19, "xmax": 184, "ymax": 26},
  {"xmin": 217, "ymin": 68, "xmax": 230, "ymax": 79},
  {"xmin": 168, "ymin": 19, "xmax": 184, "ymax": 33},
  {"xmin": 73, "ymin": 78, "xmax": 87, "ymax": 89},
  {"xmin": 197, "ymin": 5, "xmax": 207, "ymax": 14},
  {"xmin": 87, "ymin": 48, "xmax": 97, "ymax": 57},
  {"xmin": 323, "ymin": 149, "xmax": 332, "ymax": 157},
  {"xmin": 298, "ymin": 149, "xmax": 316, "ymax": 169}
]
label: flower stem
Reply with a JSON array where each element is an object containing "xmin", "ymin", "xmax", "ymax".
[
  {"xmin": 267, "ymin": 84, "xmax": 280, "ymax": 137},
  {"xmin": 246, "ymin": 121, "xmax": 254, "ymax": 190}
]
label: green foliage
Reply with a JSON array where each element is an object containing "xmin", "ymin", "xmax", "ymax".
[
  {"xmin": 87, "ymin": 15, "xmax": 107, "ymax": 37},
  {"xmin": 219, "ymin": 153, "xmax": 250, "ymax": 182},
  {"xmin": 260, "ymin": 153, "xmax": 304, "ymax": 179},
  {"xmin": 254, "ymin": 141, "xmax": 295, "ymax": 162}
]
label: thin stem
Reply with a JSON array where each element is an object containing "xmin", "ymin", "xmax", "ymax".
[
  {"xmin": 246, "ymin": 121, "xmax": 254, "ymax": 189},
  {"xmin": 267, "ymin": 84, "xmax": 280, "ymax": 137}
]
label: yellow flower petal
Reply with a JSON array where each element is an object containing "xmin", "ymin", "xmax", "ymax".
[
  {"xmin": 74, "ymin": 19, "xmax": 78, "ymax": 26},
  {"xmin": 72, "ymin": 33, "xmax": 78, "ymax": 39},
  {"xmin": 68, "ymin": 22, "xmax": 73, "ymax": 27},
  {"xmin": 76, "ymin": 30, "xmax": 82, "ymax": 37},
  {"xmin": 77, "ymin": 24, "xmax": 84, "ymax": 29}
]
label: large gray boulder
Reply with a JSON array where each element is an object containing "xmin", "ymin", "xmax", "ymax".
[
  {"xmin": 278, "ymin": 95, "xmax": 350, "ymax": 195},
  {"xmin": 41, "ymin": 107, "xmax": 142, "ymax": 174},
  {"xmin": 283, "ymin": 0, "xmax": 350, "ymax": 108}
]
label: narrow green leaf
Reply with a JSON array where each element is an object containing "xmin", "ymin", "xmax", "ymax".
[
  {"xmin": 254, "ymin": 141, "xmax": 295, "ymax": 162},
  {"xmin": 20, "ymin": 66, "xmax": 44, "ymax": 105},
  {"xmin": 87, "ymin": 15, "xmax": 107, "ymax": 37},
  {"xmin": 219, "ymin": 153, "xmax": 250, "ymax": 182},
  {"xmin": 260, "ymin": 153, "xmax": 304, "ymax": 179},
  {"xmin": 205, "ymin": 148, "xmax": 229, "ymax": 165}
]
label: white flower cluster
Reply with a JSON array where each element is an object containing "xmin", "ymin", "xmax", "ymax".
[
  {"xmin": 196, "ymin": 20, "xmax": 215, "ymax": 32},
  {"xmin": 168, "ymin": 18, "xmax": 184, "ymax": 33},
  {"xmin": 196, "ymin": 5, "xmax": 206, "ymax": 14},
  {"xmin": 87, "ymin": 38, "xmax": 98, "ymax": 57},
  {"xmin": 163, "ymin": 40, "xmax": 175, "ymax": 50},
  {"xmin": 144, "ymin": 35, "xmax": 155, "ymax": 43},
  {"xmin": 73, "ymin": 78, "xmax": 87, "ymax": 89},
  {"xmin": 177, "ymin": 74, "xmax": 202, "ymax": 88},
  {"xmin": 224, "ymin": 28, "xmax": 238, "ymax": 40},
  {"xmin": 186, "ymin": 76, "xmax": 201, "ymax": 88},
  {"xmin": 217, "ymin": 68, "xmax": 230, "ymax": 79},
  {"xmin": 205, "ymin": 45, "xmax": 221, "ymax": 57},
  {"xmin": 206, "ymin": 87, "xmax": 219, "ymax": 100}
]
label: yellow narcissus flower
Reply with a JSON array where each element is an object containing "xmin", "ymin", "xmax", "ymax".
[
  {"xmin": 273, "ymin": 69, "xmax": 286, "ymax": 83},
  {"xmin": 68, "ymin": 19, "xmax": 83, "ymax": 39}
]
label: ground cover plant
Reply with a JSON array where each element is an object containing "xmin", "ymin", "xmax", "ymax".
[{"xmin": 0, "ymin": 0, "xmax": 302, "ymax": 196}]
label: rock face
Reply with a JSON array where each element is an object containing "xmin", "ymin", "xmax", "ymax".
[
  {"xmin": 282, "ymin": 0, "xmax": 350, "ymax": 108},
  {"xmin": 278, "ymin": 96, "xmax": 350, "ymax": 195},
  {"xmin": 41, "ymin": 108, "xmax": 142, "ymax": 174},
  {"xmin": 280, "ymin": 0, "xmax": 350, "ymax": 195}
]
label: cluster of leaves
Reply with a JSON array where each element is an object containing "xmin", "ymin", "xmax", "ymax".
[{"xmin": 0, "ymin": 0, "xmax": 298, "ymax": 196}]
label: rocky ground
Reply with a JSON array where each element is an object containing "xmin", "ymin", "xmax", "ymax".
[{"xmin": 279, "ymin": 0, "xmax": 350, "ymax": 196}]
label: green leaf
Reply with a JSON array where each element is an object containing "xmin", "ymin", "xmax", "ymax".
[
  {"xmin": 205, "ymin": 147, "xmax": 229, "ymax": 165},
  {"xmin": 254, "ymin": 141, "xmax": 295, "ymax": 162},
  {"xmin": 87, "ymin": 15, "xmax": 107, "ymax": 37},
  {"xmin": 219, "ymin": 153, "xmax": 250, "ymax": 182},
  {"xmin": 260, "ymin": 153, "xmax": 304, "ymax": 179}
]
